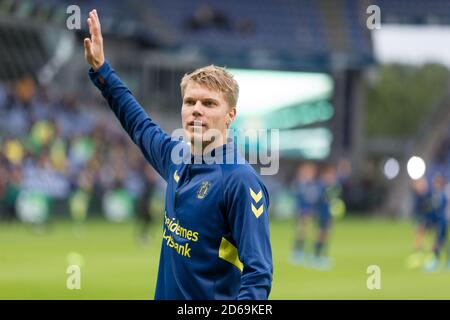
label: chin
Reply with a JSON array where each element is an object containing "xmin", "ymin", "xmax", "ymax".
[{"xmin": 191, "ymin": 135, "xmax": 204, "ymax": 145}]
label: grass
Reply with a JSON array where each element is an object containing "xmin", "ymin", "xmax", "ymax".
[{"xmin": 0, "ymin": 217, "xmax": 449, "ymax": 299}]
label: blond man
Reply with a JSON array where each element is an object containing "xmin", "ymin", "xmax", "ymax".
[{"xmin": 84, "ymin": 10, "xmax": 272, "ymax": 299}]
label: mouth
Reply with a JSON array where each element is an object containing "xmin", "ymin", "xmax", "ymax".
[{"xmin": 187, "ymin": 120, "xmax": 206, "ymax": 129}]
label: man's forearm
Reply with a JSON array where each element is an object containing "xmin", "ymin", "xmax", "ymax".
[
  {"xmin": 89, "ymin": 61, "xmax": 177, "ymax": 180},
  {"xmin": 89, "ymin": 61, "xmax": 149, "ymax": 138}
]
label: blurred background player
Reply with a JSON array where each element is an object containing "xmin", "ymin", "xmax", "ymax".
[
  {"xmin": 406, "ymin": 175, "xmax": 448, "ymax": 271},
  {"xmin": 135, "ymin": 164, "xmax": 157, "ymax": 245},
  {"xmin": 406, "ymin": 177, "xmax": 434, "ymax": 269},
  {"xmin": 311, "ymin": 164, "xmax": 341, "ymax": 270},
  {"xmin": 445, "ymin": 181, "xmax": 450, "ymax": 270},
  {"xmin": 423, "ymin": 174, "xmax": 448, "ymax": 272},
  {"xmin": 291, "ymin": 162, "xmax": 321, "ymax": 265}
]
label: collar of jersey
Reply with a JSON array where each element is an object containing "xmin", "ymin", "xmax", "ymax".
[{"xmin": 180, "ymin": 138, "xmax": 237, "ymax": 165}]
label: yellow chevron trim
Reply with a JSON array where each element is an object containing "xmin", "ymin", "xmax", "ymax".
[
  {"xmin": 249, "ymin": 188, "xmax": 262, "ymax": 203},
  {"xmin": 218, "ymin": 237, "xmax": 243, "ymax": 272},
  {"xmin": 173, "ymin": 170, "xmax": 180, "ymax": 183},
  {"xmin": 251, "ymin": 203, "xmax": 264, "ymax": 218}
]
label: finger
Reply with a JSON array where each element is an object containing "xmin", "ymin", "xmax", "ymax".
[
  {"xmin": 88, "ymin": 12, "xmax": 97, "ymax": 35},
  {"xmin": 88, "ymin": 16, "xmax": 100, "ymax": 44},
  {"xmin": 93, "ymin": 9, "xmax": 101, "ymax": 29},
  {"xmin": 89, "ymin": 10, "xmax": 102, "ymax": 38},
  {"xmin": 84, "ymin": 38, "xmax": 93, "ymax": 55},
  {"xmin": 88, "ymin": 9, "xmax": 96, "ymax": 23},
  {"xmin": 87, "ymin": 17, "xmax": 93, "ymax": 36}
]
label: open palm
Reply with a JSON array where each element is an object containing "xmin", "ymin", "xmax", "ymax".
[{"xmin": 84, "ymin": 9, "xmax": 105, "ymax": 71}]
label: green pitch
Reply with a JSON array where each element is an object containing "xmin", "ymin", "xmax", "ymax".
[{"xmin": 0, "ymin": 217, "xmax": 449, "ymax": 299}]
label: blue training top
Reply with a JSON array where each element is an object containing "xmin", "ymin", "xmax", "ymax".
[
  {"xmin": 294, "ymin": 180, "xmax": 321, "ymax": 212},
  {"xmin": 432, "ymin": 189, "xmax": 447, "ymax": 223},
  {"xmin": 89, "ymin": 62, "xmax": 273, "ymax": 300},
  {"xmin": 413, "ymin": 189, "xmax": 434, "ymax": 219}
]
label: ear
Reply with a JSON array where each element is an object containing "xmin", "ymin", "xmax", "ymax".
[{"xmin": 227, "ymin": 107, "xmax": 237, "ymax": 127}]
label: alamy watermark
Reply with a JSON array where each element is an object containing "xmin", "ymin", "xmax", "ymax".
[
  {"xmin": 67, "ymin": 4, "xmax": 382, "ymax": 31},
  {"xmin": 66, "ymin": 5, "xmax": 81, "ymax": 30},
  {"xmin": 66, "ymin": 265, "xmax": 81, "ymax": 290},
  {"xmin": 366, "ymin": 265, "xmax": 381, "ymax": 290},
  {"xmin": 366, "ymin": 5, "xmax": 381, "ymax": 30},
  {"xmin": 167, "ymin": 128, "xmax": 279, "ymax": 176},
  {"xmin": 66, "ymin": 252, "xmax": 83, "ymax": 290}
]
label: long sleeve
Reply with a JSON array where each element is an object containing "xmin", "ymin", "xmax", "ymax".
[
  {"xmin": 89, "ymin": 62, "xmax": 179, "ymax": 181},
  {"xmin": 224, "ymin": 168, "xmax": 273, "ymax": 300}
]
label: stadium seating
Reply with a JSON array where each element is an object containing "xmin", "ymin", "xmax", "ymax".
[{"xmin": 1, "ymin": 0, "xmax": 375, "ymax": 71}]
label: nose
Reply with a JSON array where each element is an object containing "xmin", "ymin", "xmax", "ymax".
[{"xmin": 192, "ymin": 100, "xmax": 203, "ymax": 116}]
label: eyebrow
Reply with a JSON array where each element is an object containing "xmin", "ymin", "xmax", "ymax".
[
  {"xmin": 203, "ymin": 98, "xmax": 218, "ymax": 104},
  {"xmin": 183, "ymin": 97, "xmax": 219, "ymax": 104}
]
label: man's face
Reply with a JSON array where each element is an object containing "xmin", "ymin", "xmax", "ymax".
[
  {"xmin": 322, "ymin": 167, "xmax": 337, "ymax": 185},
  {"xmin": 298, "ymin": 163, "xmax": 317, "ymax": 181},
  {"xmin": 412, "ymin": 178, "xmax": 427, "ymax": 194},
  {"xmin": 181, "ymin": 82, "xmax": 236, "ymax": 148},
  {"xmin": 433, "ymin": 176, "xmax": 445, "ymax": 190}
]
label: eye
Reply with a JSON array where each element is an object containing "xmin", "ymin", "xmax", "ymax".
[
  {"xmin": 203, "ymin": 100, "xmax": 215, "ymax": 107},
  {"xmin": 184, "ymin": 99, "xmax": 195, "ymax": 105}
]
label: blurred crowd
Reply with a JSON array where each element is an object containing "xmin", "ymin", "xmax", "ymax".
[{"xmin": 0, "ymin": 76, "xmax": 161, "ymax": 224}]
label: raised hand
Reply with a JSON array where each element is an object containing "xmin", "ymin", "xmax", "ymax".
[{"xmin": 84, "ymin": 9, "xmax": 105, "ymax": 71}]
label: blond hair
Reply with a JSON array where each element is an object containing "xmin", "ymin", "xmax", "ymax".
[{"xmin": 180, "ymin": 65, "xmax": 239, "ymax": 108}]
